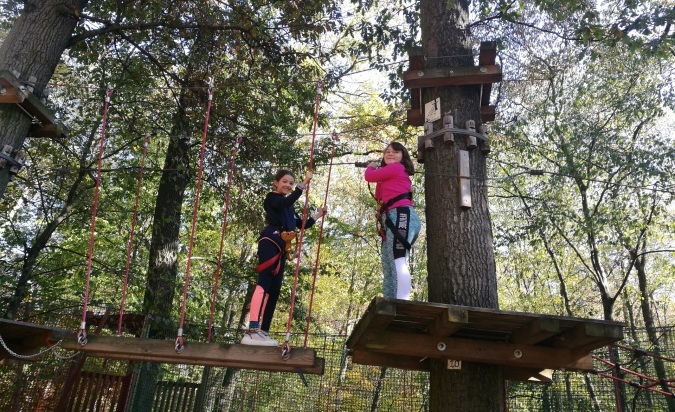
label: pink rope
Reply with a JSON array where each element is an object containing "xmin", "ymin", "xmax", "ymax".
[
  {"xmin": 303, "ymin": 132, "xmax": 336, "ymax": 347},
  {"xmin": 206, "ymin": 136, "xmax": 242, "ymax": 342},
  {"xmin": 175, "ymin": 80, "xmax": 215, "ymax": 352},
  {"xmin": 116, "ymin": 135, "xmax": 151, "ymax": 336},
  {"xmin": 281, "ymin": 81, "xmax": 322, "ymax": 359},
  {"xmin": 77, "ymin": 87, "xmax": 114, "ymax": 346}
]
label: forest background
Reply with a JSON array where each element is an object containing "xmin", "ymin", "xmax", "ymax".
[{"xmin": 0, "ymin": 0, "xmax": 674, "ymax": 409}]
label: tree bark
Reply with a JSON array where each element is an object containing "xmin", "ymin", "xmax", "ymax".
[
  {"xmin": 0, "ymin": 0, "xmax": 89, "ymax": 196},
  {"xmin": 420, "ymin": 1, "xmax": 503, "ymax": 410},
  {"xmin": 632, "ymin": 249, "xmax": 675, "ymax": 412}
]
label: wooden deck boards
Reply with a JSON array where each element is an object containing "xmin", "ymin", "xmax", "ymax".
[{"xmin": 346, "ymin": 297, "xmax": 624, "ymax": 382}]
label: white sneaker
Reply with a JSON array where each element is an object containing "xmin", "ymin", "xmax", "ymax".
[
  {"xmin": 260, "ymin": 330, "xmax": 278, "ymax": 346},
  {"xmin": 241, "ymin": 329, "xmax": 278, "ymax": 346}
]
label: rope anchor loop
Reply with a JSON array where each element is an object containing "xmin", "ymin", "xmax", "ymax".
[
  {"xmin": 174, "ymin": 337, "xmax": 185, "ymax": 353},
  {"xmin": 281, "ymin": 341, "xmax": 291, "ymax": 361},
  {"xmin": 76, "ymin": 330, "xmax": 88, "ymax": 346}
]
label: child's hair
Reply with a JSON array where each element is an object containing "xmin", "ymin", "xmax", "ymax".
[
  {"xmin": 274, "ymin": 169, "xmax": 295, "ymax": 181},
  {"xmin": 381, "ymin": 142, "xmax": 415, "ymax": 176}
]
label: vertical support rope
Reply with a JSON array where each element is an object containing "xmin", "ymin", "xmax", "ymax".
[
  {"xmin": 281, "ymin": 81, "xmax": 323, "ymax": 360},
  {"xmin": 117, "ymin": 135, "xmax": 151, "ymax": 336},
  {"xmin": 206, "ymin": 136, "xmax": 242, "ymax": 342},
  {"xmin": 303, "ymin": 132, "xmax": 336, "ymax": 348},
  {"xmin": 77, "ymin": 87, "xmax": 114, "ymax": 346},
  {"xmin": 175, "ymin": 79, "xmax": 215, "ymax": 353}
]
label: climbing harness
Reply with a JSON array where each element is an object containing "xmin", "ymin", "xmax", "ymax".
[
  {"xmin": 374, "ymin": 191, "xmax": 413, "ymax": 250},
  {"xmin": 256, "ymin": 236, "xmax": 284, "ymax": 275}
]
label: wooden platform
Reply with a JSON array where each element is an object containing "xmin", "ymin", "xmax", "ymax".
[
  {"xmin": 60, "ymin": 334, "xmax": 324, "ymax": 375},
  {"xmin": 0, "ymin": 318, "xmax": 71, "ymax": 361},
  {"xmin": 346, "ymin": 297, "xmax": 624, "ymax": 382},
  {"xmin": 0, "ymin": 70, "xmax": 69, "ymax": 138}
]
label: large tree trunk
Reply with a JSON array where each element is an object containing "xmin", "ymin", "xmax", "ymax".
[
  {"xmin": 131, "ymin": 102, "xmax": 191, "ymax": 412},
  {"xmin": 0, "ymin": 0, "xmax": 88, "ymax": 196},
  {"xmin": 420, "ymin": 1, "xmax": 503, "ymax": 410}
]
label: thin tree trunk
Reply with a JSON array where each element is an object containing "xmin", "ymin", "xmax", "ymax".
[
  {"xmin": 3, "ymin": 130, "xmax": 94, "ymax": 318},
  {"xmin": 632, "ymin": 250, "xmax": 675, "ymax": 411}
]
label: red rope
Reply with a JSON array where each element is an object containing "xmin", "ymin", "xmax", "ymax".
[
  {"xmin": 612, "ymin": 342, "xmax": 675, "ymax": 364},
  {"xmin": 594, "ymin": 355, "xmax": 675, "ymax": 388},
  {"xmin": 206, "ymin": 136, "xmax": 242, "ymax": 342},
  {"xmin": 116, "ymin": 135, "xmax": 151, "ymax": 336},
  {"xmin": 303, "ymin": 132, "xmax": 336, "ymax": 348},
  {"xmin": 175, "ymin": 80, "xmax": 215, "ymax": 352},
  {"xmin": 77, "ymin": 87, "xmax": 114, "ymax": 346},
  {"xmin": 281, "ymin": 81, "xmax": 323, "ymax": 359},
  {"xmin": 593, "ymin": 354, "xmax": 675, "ymax": 398}
]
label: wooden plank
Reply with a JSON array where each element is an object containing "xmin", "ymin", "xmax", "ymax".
[
  {"xmin": 29, "ymin": 122, "xmax": 69, "ymax": 138},
  {"xmin": 548, "ymin": 322, "xmax": 624, "ymax": 352},
  {"xmin": 351, "ymin": 348, "xmax": 429, "ymax": 371},
  {"xmin": 504, "ymin": 368, "xmax": 553, "ymax": 383},
  {"xmin": 510, "ymin": 318, "xmax": 560, "ymax": 345},
  {"xmin": 0, "ymin": 89, "xmax": 24, "ymax": 104},
  {"xmin": 362, "ymin": 331, "xmax": 594, "ymax": 371},
  {"xmin": 346, "ymin": 297, "xmax": 396, "ymax": 349},
  {"xmin": 481, "ymin": 105, "xmax": 496, "ymax": 122},
  {"xmin": 83, "ymin": 350, "xmax": 325, "ymax": 375},
  {"xmin": 478, "ymin": 41, "xmax": 498, "ymax": 66},
  {"xmin": 403, "ymin": 65, "xmax": 502, "ymax": 88},
  {"xmin": 428, "ymin": 307, "xmax": 468, "ymax": 336},
  {"xmin": 60, "ymin": 334, "xmax": 324, "ymax": 375},
  {"xmin": 21, "ymin": 92, "xmax": 58, "ymax": 124}
]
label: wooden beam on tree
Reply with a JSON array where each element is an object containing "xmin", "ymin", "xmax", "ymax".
[
  {"xmin": 547, "ymin": 322, "xmax": 625, "ymax": 353},
  {"xmin": 510, "ymin": 318, "xmax": 560, "ymax": 345},
  {"xmin": 480, "ymin": 105, "xmax": 496, "ymax": 122},
  {"xmin": 361, "ymin": 330, "xmax": 593, "ymax": 371},
  {"xmin": 351, "ymin": 347, "xmax": 553, "ymax": 383},
  {"xmin": 428, "ymin": 307, "xmax": 468, "ymax": 336},
  {"xmin": 407, "ymin": 47, "xmax": 426, "ymax": 126},
  {"xmin": 403, "ymin": 65, "xmax": 502, "ymax": 89},
  {"xmin": 0, "ymin": 70, "xmax": 68, "ymax": 138},
  {"xmin": 60, "ymin": 334, "xmax": 324, "ymax": 375},
  {"xmin": 351, "ymin": 348, "xmax": 429, "ymax": 371}
]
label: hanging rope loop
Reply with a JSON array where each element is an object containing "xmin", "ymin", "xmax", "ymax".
[
  {"xmin": 175, "ymin": 78, "xmax": 215, "ymax": 352},
  {"xmin": 281, "ymin": 80, "xmax": 323, "ymax": 359},
  {"xmin": 117, "ymin": 134, "xmax": 151, "ymax": 337},
  {"xmin": 303, "ymin": 131, "xmax": 336, "ymax": 347},
  {"xmin": 206, "ymin": 135, "xmax": 241, "ymax": 342},
  {"xmin": 78, "ymin": 86, "xmax": 114, "ymax": 346}
]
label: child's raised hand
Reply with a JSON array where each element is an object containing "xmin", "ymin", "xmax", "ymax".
[{"xmin": 303, "ymin": 171, "xmax": 313, "ymax": 186}]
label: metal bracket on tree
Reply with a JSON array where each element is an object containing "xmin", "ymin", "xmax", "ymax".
[{"xmin": 0, "ymin": 145, "xmax": 25, "ymax": 180}]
